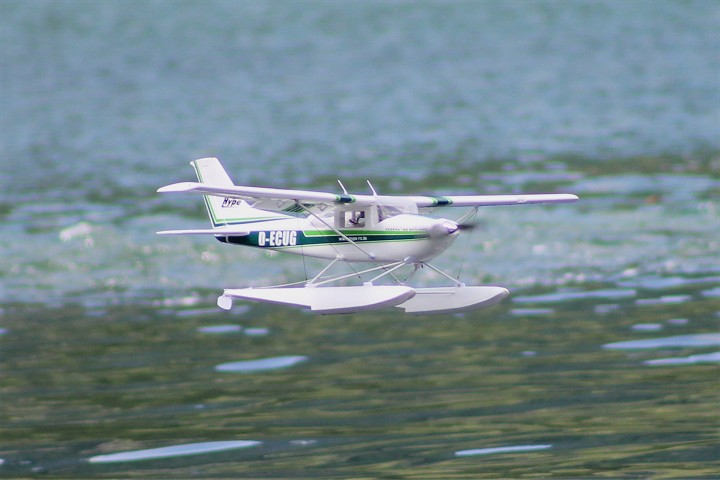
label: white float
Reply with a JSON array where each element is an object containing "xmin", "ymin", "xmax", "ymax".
[
  {"xmin": 219, "ymin": 285, "xmax": 416, "ymax": 314},
  {"xmin": 218, "ymin": 284, "xmax": 509, "ymax": 314},
  {"xmin": 396, "ymin": 286, "xmax": 509, "ymax": 314}
]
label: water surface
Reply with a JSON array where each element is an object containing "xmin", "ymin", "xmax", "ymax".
[{"xmin": 1, "ymin": 1, "xmax": 718, "ymax": 478}]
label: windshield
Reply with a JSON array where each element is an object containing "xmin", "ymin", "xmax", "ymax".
[{"xmin": 377, "ymin": 201, "xmax": 418, "ymax": 222}]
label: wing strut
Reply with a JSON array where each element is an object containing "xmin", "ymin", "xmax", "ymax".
[
  {"xmin": 423, "ymin": 262, "xmax": 465, "ymax": 287},
  {"xmin": 307, "ymin": 261, "xmax": 405, "ymax": 287},
  {"xmin": 308, "ymin": 256, "xmax": 342, "ymax": 285}
]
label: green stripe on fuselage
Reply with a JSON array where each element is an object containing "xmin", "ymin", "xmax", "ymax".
[
  {"xmin": 217, "ymin": 230, "xmax": 428, "ymax": 249},
  {"xmin": 303, "ymin": 229, "xmax": 425, "ymax": 237}
]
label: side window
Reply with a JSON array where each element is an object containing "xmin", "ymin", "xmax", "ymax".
[{"xmin": 346, "ymin": 210, "xmax": 365, "ymax": 227}]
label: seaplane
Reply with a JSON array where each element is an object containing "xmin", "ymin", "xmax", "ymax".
[{"xmin": 157, "ymin": 158, "xmax": 578, "ymax": 314}]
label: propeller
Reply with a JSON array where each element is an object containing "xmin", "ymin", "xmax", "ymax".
[
  {"xmin": 430, "ymin": 220, "xmax": 459, "ymax": 236},
  {"xmin": 455, "ymin": 207, "xmax": 484, "ymax": 232},
  {"xmin": 457, "ymin": 219, "xmax": 486, "ymax": 231}
]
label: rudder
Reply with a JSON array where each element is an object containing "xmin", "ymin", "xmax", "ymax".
[{"xmin": 191, "ymin": 157, "xmax": 234, "ymax": 187}]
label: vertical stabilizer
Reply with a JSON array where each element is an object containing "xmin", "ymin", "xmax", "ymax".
[
  {"xmin": 191, "ymin": 157, "xmax": 286, "ymax": 227},
  {"xmin": 192, "ymin": 157, "xmax": 235, "ymax": 187}
]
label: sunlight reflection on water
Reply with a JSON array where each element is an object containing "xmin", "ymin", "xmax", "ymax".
[
  {"xmin": 594, "ymin": 304, "xmax": 620, "ymax": 314},
  {"xmin": 701, "ymin": 287, "xmax": 720, "ymax": 298},
  {"xmin": 603, "ymin": 334, "xmax": 720, "ymax": 350},
  {"xmin": 635, "ymin": 295, "xmax": 693, "ymax": 306},
  {"xmin": 197, "ymin": 325, "xmax": 242, "ymax": 334},
  {"xmin": 87, "ymin": 441, "xmax": 261, "ymax": 463},
  {"xmin": 215, "ymin": 356, "xmax": 308, "ymax": 373},
  {"xmin": 513, "ymin": 289, "xmax": 636, "ymax": 303},
  {"xmin": 244, "ymin": 327, "xmax": 271, "ymax": 337},
  {"xmin": 643, "ymin": 352, "xmax": 720, "ymax": 366},
  {"xmin": 618, "ymin": 276, "xmax": 720, "ymax": 290},
  {"xmin": 631, "ymin": 323, "xmax": 663, "ymax": 332},
  {"xmin": 455, "ymin": 444, "xmax": 552, "ymax": 457},
  {"xmin": 510, "ymin": 308, "xmax": 555, "ymax": 316}
]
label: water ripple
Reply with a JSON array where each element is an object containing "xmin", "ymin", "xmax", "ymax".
[
  {"xmin": 514, "ymin": 289, "xmax": 636, "ymax": 303},
  {"xmin": 215, "ymin": 356, "xmax": 308, "ymax": 373},
  {"xmin": 635, "ymin": 295, "xmax": 693, "ymax": 306},
  {"xmin": 603, "ymin": 333, "xmax": 720, "ymax": 350},
  {"xmin": 456, "ymin": 444, "xmax": 552, "ymax": 457},
  {"xmin": 197, "ymin": 325, "xmax": 242, "ymax": 334},
  {"xmin": 643, "ymin": 352, "xmax": 720, "ymax": 366},
  {"xmin": 631, "ymin": 323, "xmax": 663, "ymax": 332},
  {"xmin": 87, "ymin": 440, "xmax": 261, "ymax": 463}
]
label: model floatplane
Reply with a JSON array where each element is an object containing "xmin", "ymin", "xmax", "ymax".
[{"xmin": 158, "ymin": 157, "xmax": 577, "ymax": 314}]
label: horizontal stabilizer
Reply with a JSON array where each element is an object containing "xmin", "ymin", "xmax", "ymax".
[
  {"xmin": 157, "ymin": 182, "xmax": 204, "ymax": 193},
  {"xmin": 396, "ymin": 286, "xmax": 509, "ymax": 314},
  {"xmin": 219, "ymin": 285, "xmax": 416, "ymax": 314},
  {"xmin": 156, "ymin": 228, "xmax": 250, "ymax": 236},
  {"xmin": 158, "ymin": 181, "xmax": 346, "ymax": 204}
]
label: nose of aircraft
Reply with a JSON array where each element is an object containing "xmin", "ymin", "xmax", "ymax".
[
  {"xmin": 431, "ymin": 219, "xmax": 459, "ymax": 236},
  {"xmin": 443, "ymin": 220, "xmax": 459, "ymax": 234}
]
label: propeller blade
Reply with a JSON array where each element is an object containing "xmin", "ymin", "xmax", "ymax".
[{"xmin": 457, "ymin": 220, "xmax": 486, "ymax": 231}]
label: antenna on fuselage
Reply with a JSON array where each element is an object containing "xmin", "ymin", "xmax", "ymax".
[
  {"xmin": 366, "ymin": 180, "xmax": 378, "ymax": 197},
  {"xmin": 337, "ymin": 180, "xmax": 349, "ymax": 195}
]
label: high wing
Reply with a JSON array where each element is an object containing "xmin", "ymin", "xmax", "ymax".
[
  {"xmin": 409, "ymin": 193, "xmax": 579, "ymax": 210},
  {"xmin": 157, "ymin": 157, "xmax": 577, "ymax": 214},
  {"xmin": 158, "ymin": 181, "xmax": 577, "ymax": 212}
]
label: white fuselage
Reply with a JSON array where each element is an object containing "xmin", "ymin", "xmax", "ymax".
[{"xmin": 217, "ymin": 213, "xmax": 460, "ymax": 263}]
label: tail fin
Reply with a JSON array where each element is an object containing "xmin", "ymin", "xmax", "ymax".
[
  {"xmin": 192, "ymin": 157, "xmax": 235, "ymax": 188},
  {"xmin": 191, "ymin": 157, "xmax": 286, "ymax": 227}
]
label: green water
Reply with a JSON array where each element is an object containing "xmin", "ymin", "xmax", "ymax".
[{"xmin": 2, "ymin": 282, "xmax": 718, "ymax": 478}]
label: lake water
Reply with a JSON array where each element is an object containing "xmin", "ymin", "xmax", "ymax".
[{"xmin": 1, "ymin": 1, "xmax": 719, "ymax": 478}]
